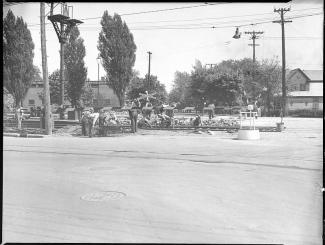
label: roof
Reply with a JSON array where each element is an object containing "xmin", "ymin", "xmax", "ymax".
[
  {"xmin": 288, "ymin": 90, "xmax": 323, "ymax": 97},
  {"xmin": 302, "ymin": 70, "xmax": 323, "ymax": 81},
  {"xmin": 288, "ymin": 68, "xmax": 323, "ymax": 82}
]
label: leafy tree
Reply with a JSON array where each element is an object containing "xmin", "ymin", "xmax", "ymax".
[
  {"xmin": 3, "ymin": 10, "xmax": 35, "ymax": 107},
  {"xmin": 33, "ymin": 65, "xmax": 42, "ymax": 81},
  {"xmin": 126, "ymin": 74, "xmax": 167, "ymax": 106},
  {"xmin": 168, "ymin": 71, "xmax": 192, "ymax": 108},
  {"xmin": 38, "ymin": 69, "xmax": 68, "ymax": 105},
  {"xmin": 64, "ymin": 26, "xmax": 88, "ymax": 107},
  {"xmin": 77, "ymin": 80, "xmax": 94, "ymax": 108},
  {"xmin": 3, "ymin": 87, "xmax": 15, "ymax": 113},
  {"xmin": 3, "ymin": 10, "xmax": 36, "ymax": 128},
  {"xmin": 98, "ymin": 12, "xmax": 137, "ymax": 106}
]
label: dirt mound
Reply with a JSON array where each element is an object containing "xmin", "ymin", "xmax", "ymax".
[{"xmin": 53, "ymin": 125, "xmax": 81, "ymax": 136}]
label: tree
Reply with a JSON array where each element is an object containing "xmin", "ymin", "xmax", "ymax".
[
  {"xmin": 77, "ymin": 80, "xmax": 94, "ymax": 108},
  {"xmin": 168, "ymin": 71, "xmax": 192, "ymax": 108},
  {"xmin": 3, "ymin": 10, "xmax": 36, "ymax": 128},
  {"xmin": 64, "ymin": 26, "xmax": 88, "ymax": 107},
  {"xmin": 126, "ymin": 74, "xmax": 167, "ymax": 106},
  {"xmin": 33, "ymin": 65, "xmax": 42, "ymax": 81},
  {"xmin": 98, "ymin": 12, "xmax": 137, "ymax": 107},
  {"xmin": 38, "ymin": 69, "xmax": 68, "ymax": 105},
  {"xmin": 3, "ymin": 87, "xmax": 15, "ymax": 113}
]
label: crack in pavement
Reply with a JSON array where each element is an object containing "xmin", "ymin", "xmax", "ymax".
[{"xmin": 3, "ymin": 148, "xmax": 321, "ymax": 172}]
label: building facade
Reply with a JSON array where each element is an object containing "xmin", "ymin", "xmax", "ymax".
[
  {"xmin": 286, "ymin": 69, "xmax": 323, "ymax": 112},
  {"xmin": 22, "ymin": 81, "xmax": 44, "ymax": 108},
  {"xmin": 22, "ymin": 79, "xmax": 120, "ymax": 109},
  {"xmin": 89, "ymin": 79, "xmax": 120, "ymax": 108}
]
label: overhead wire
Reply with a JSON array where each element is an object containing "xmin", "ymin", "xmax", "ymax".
[
  {"xmin": 27, "ymin": 2, "xmax": 224, "ymax": 27},
  {"xmin": 74, "ymin": 11, "xmax": 322, "ymax": 30},
  {"xmin": 26, "ymin": 5, "xmax": 322, "ymax": 27},
  {"xmin": 33, "ymin": 11, "xmax": 320, "ymax": 31}
]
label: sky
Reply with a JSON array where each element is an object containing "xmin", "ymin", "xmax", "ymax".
[{"xmin": 3, "ymin": 1, "xmax": 324, "ymax": 92}]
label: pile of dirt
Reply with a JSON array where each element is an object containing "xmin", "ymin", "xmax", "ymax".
[{"xmin": 53, "ymin": 125, "xmax": 82, "ymax": 137}]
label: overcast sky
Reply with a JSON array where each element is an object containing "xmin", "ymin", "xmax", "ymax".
[{"xmin": 3, "ymin": 1, "xmax": 323, "ymax": 92}]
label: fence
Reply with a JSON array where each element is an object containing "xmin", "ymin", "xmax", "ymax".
[{"xmin": 3, "ymin": 119, "xmax": 80, "ymax": 129}]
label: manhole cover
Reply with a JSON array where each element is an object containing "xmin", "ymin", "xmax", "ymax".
[
  {"xmin": 305, "ymin": 136, "xmax": 316, "ymax": 139},
  {"xmin": 89, "ymin": 166, "xmax": 116, "ymax": 171},
  {"xmin": 81, "ymin": 191, "xmax": 126, "ymax": 202}
]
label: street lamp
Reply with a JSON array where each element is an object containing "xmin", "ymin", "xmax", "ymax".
[{"xmin": 96, "ymin": 56, "xmax": 101, "ymax": 107}]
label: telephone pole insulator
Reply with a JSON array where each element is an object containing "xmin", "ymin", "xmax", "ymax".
[
  {"xmin": 273, "ymin": 7, "xmax": 292, "ymax": 117},
  {"xmin": 244, "ymin": 30, "xmax": 264, "ymax": 63}
]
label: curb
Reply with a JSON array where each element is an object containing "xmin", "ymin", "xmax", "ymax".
[{"xmin": 3, "ymin": 133, "xmax": 48, "ymax": 138}]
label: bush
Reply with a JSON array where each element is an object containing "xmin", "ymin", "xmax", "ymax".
[{"xmin": 288, "ymin": 109, "xmax": 323, "ymax": 118}]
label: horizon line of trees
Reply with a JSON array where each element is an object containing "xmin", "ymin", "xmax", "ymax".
[{"xmin": 168, "ymin": 58, "xmax": 283, "ymax": 114}]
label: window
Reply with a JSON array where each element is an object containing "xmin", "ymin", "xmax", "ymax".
[
  {"xmin": 300, "ymin": 84, "xmax": 306, "ymax": 91},
  {"xmin": 91, "ymin": 84, "xmax": 98, "ymax": 88},
  {"xmin": 305, "ymin": 102, "xmax": 308, "ymax": 106},
  {"xmin": 104, "ymin": 99, "xmax": 110, "ymax": 106},
  {"xmin": 28, "ymin": 99, "xmax": 35, "ymax": 105},
  {"xmin": 290, "ymin": 101, "xmax": 293, "ymax": 106}
]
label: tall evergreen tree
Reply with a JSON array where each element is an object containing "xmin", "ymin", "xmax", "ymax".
[
  {"xmin": 64, "ymin": 26, "xmax": 88, "ymax": 107},
  {"xmin": 98, "ymin": 12, "xmax": 137, "ymax": 106},
  {"xmin": 3, "ymin": 10, "xmax": 35, "ymax": 108}
]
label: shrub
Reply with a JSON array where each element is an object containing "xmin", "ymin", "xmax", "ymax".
[{"xmin": 288, "ymin": 109, "xmax": 323, "ymax": 118}]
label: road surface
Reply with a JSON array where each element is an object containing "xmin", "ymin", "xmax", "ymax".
[{"xmin": 3, "ymin": 117, "xmax": 323, "ymax": 244}]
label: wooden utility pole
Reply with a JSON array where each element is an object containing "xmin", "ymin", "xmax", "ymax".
[
  {"xmin": 273, "ymin": 8, "xmax": 292, "ymax": 116},
  {"xmin": 244, "ymin": 31, "xmax": 263, "ymax": 62},
  {"xmin": 60, "ymin": 24, "xmax": 65, "ymax": 107},
  {"xmin": 48, "ymin": 2, "xmax": 83, "ymax": 118},
  {"xmin": 40, "ymin": 2, "xmax": 52, "ymax": 135},
  {"xmin": 147, "ymin": 51, "xmax": 152, "ymax": 89}
]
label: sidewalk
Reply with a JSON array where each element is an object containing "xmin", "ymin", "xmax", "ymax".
[{"xmin": 3, "ymin": 132, "xmax": 49, "ymax": 138}]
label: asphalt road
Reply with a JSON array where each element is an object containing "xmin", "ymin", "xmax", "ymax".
[{"xmin": 3, "ymin": 117, "xmax": 323, "ymax": 244}]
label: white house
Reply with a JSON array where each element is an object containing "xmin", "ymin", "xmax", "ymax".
[{"xmin": 286, "ymin": 69, "xmax": 323, "ymax": 111}]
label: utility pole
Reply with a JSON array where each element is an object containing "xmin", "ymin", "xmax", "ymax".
[
  {"xmin": 48, "ymin": 2, "xmax": 83, "ymax": 118},
  {"xmin": 40, "ymin": 2, "xmax": 52, "ymax": 135},
  {"xmin": 244, "ymin": 31, "xmax": 264, "ymax": 62},
  {"xmin": 147, "ymin": 51, "xmax": 152, "ymax": 90},
  {"xmin": 60, "ymin": 26, "xmax": 65, "ymax": 107},
  {"xmin": 273, "ymin": 7, "xmax": 292, "ymax": 117}
]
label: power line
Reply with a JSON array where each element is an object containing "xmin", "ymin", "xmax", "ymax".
[
  {"xmin": 27, "ymin": 3, "xmax": 223, "ymax": 27},
  {"xmin": 27, "ymin": 11, "xmax": 322, "ymax": 32},
  {"xmin": 3, "ymin": 2, "xmax": 28, "ymax": 7},
  {"xmin": 27, "ymin": 5, "xmax": 322, "ymax": 27},
  {"xmin": 80, "ymin": 3, "xmax": 227, "ymax": 21},
  {"xmin": 62, "ymin": 12, "xmax": 320, "ymax": 31}
]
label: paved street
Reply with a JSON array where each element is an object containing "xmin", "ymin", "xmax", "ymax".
[{"xmin": 3, "ymin": 118, "xmax": 323, "ymax": 244}]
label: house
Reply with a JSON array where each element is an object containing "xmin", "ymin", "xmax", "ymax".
[
  {"xmin": 21, "ymin": 79, "xmax": 120, "ymax": 110},
  {"xmin": 89, "ymin": 79, "xmax": 120, "ymax": 108},
  {"xmin": 22, "ymin": 80, "xmax": 44, "ymax": 108},
  {"xmin": 286, "ymin": 69, "xmax": 323, "ymax": 112}
]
